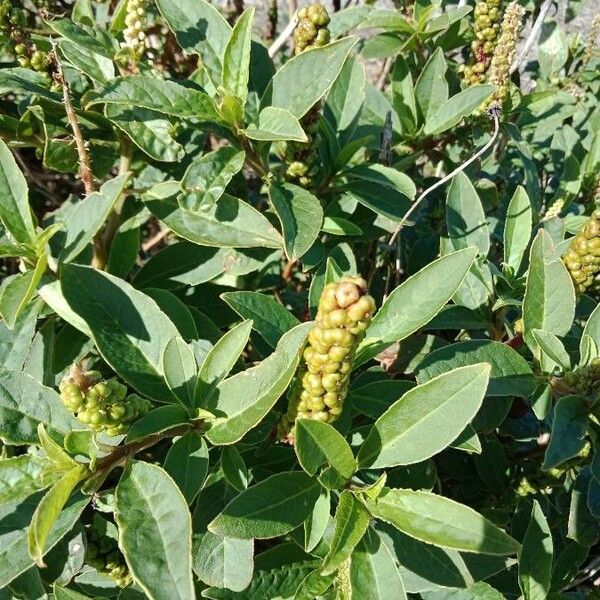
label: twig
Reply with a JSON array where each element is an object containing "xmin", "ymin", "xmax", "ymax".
[
  {"xmin": 268, "ymin": 14, "xmax": 298, "ymax": 57},
  {"xmin": 55, "ymin": 54, "xmax": 96, "ymax": 196},
  {"xmin": 510, "ymin": 0, "xmax": 552, "ymax": 75},
  {"xmin": 142, "ymin": 228, "xmax": 169, "ymax": 253},
  {"xmin": 376, "ymin": 57, "xmax": 393, "ymax": 91},
  {"xmin": 389, "ymin": 106, "xmax": 501, "ymax": 244}
]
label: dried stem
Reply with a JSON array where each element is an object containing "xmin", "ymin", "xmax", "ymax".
[
  {"xmin": 511, "ymin": 0, "xmax": 552, "ymax": 75},
  {"xmin": 269, "ymin": 14, "xmax": 298, "ymax": 57}
]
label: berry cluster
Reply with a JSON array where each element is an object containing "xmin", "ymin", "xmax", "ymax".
[
  {"xmin": 582, "ymin": 14, "xmax": 600, "ymax": 72},
  {"xmin": 86, "ymin": 518, "xmax": 131, "ymax": 588},
  {"xmin": 543, "ymin": 197, "xmax": 565, "ymax": 221},
  {"xmin": 121, "ymin": 0, "xmax": 147, "ymax": 63},
  {"xmin": 563, "ymin": 210, "xmax": 600, "ymax": 294},
  {"xmin": 293, "ymin": 3, "xmax": 331, "ymax": 55},
  {"xmin": 60, "ymin": 371, "xmax": 151, "ymax": 437},
  {"xmin": 284, "ymin": 104, "xmax": 321, "ymax": 186},
  {"xmin": 278, "ymin": 277, "xmax": 376, "ymax": 442},
  {"xmin": 560, "ymin": 359, "xmax": 600, "ymax": 397},
  {"xmin": 460, "ymin": 0, "xmax": 502, "ymax": 85}
]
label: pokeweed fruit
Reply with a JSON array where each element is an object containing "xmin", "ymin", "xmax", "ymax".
[
  {"xmin": 278, "ymin": 276, "xmax": 376, "ymax": 443},
  {"xmin": 121, "ymin": 0, "xmax": 147, "ymax": 63},
  {"xmin": 60, "ymin": 368, "xmax": 151, "ymax": 437},
  {"xmin": 86, "ymin": 517, "xmax": 132, "ymax": 588},
  {"xmin": 293, "ymin": 3, "xmax": 331, "ymax": 54},
  {"xmin": 563, "ymin": 209, "xmax": 600, "ymax": 294}
]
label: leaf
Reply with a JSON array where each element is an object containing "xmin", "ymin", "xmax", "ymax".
[
  {"xmin": 204, "ymin": 322, "xmax": 311, "ymax": 445},
  {"xmin": 0, "ymin": 139, "xmax": 36, "ymax": 244},
  {"xmin": 54, "ymin": 585, "xmax": 93, "ymax": 600},
  {"xmin": 126, "ymin": 406, "xmax": 190, "ymax": 442},
  {"xmin": 221, "ymin": 291, "xmax": 300, "ymax": 348},
  {"xmin": 196, "ymin": 319, "xmax": 252, "ymax": 406},
  {"xmin": 531, "ymin": 329, "xmax": 571, "ymax": 372},
  {"xmin": 60, "ymin": 40, "xmax": 115, "ymax": 84},
  {"xmin": 356, "ymin": 247, "xmax": 477, "ymax": 365},
  {"xmin": 446, "ymin": 172, "xmax": 490, "ymax": 256},
  {"xmin": 391, "ymin": 56, "xmax": 417, "ymax": 134},
  {"xmin": 543, "ymin": 395, "xmax": 588, "ymax": 469},
  {"xmin": 266, "ymin": 37, "xmax": 358, "ymax": 119},
  {"xmin": 0, "ymin": 455, "xmax": 56, "ymax": 505},
  {"xmin": 28, "ymin": 465, "xmax": 86, "ymax": 566},
  {"xmin": 222, "ymin": 7, "xmax": 254, "ymax": 105},
  {"xmin": 193, "ymin": 532, "xmax": 253, "ymax": 592},
  {"xmin": 519, "ymin": 501, "xmax": 553, "ymax": 600},
  {"xmin": 221, "ymin": 446, "xmax": 249, "ymax": 492},
  {"xmin": 358, "ymin": 364, "xmax": 490, "ymax": 469},
  {"xmin": 243, "ymin": 107, "xmax": 308, "ymax": 142},
  {"xmin": 424, "ymin": 85, "xmax": 495, "ymax": 136},
  {"xmin": 321, "ymin": 491, "xmax": 370, "ymax": 575},
  {"xmin": 538, "ymin": 22, "xmax": 568, "ymax": 78},
  {"xmin": 365, "ymin": 488, "xmax": 520, "ymax": 555},
  {"xmin": 269, "ymin": 182, "xmax": 324, "ymax": 262},
  {"xmin": 115, "ymin": 461, "xmax": 195, "ymax": 600},
  {"xmin": 414, "ymin": 47, "xmax": 448, "ymax": 122},
  {"xmin": 178, "ymin": 147, "xmax": 245, "ymax": 211},
  {"xmin": 416, "ymin": 340, "xmax": 536, "ymax": 397},
  {"xmin": 162, "ymin": 337, "xmax": 197, "ymax": 408},
  {"xmin": 345, "ymin": 164, "xmax": 416, "ymax": 199},
  {"xmin": 0, "ymin": 493, "xmax": 89, "ymax": 588},
  {"xmin": 326, "ymin": 56, "xmax": 366, "ymax": 133},
  {"xmin": 503, "ymin": 186, "xmax": 532, "ymax": 271},
  {"xmin": 106, "ymin": 105, "xmax": 184, "ymax": 162},
  {"xmin": 144, "ymin": 190, "xmax": 283, "ymax": 249},
  {"xmin": 61, "ymin": 265, "xmax": 180, "ymax": 401},
  {"xmin": 304, "ymin": 488, "xmax": 330, "ymax": 552},
  {"xmin": 350, "ymin": 527, "xmax": 407, "ymax": 600},
  {"xmin": 295, "ymin": 420, "xmax": 356, "ymax": 488},
  {"xmin": 59, "ymin": 175, "xmax": 128, "ymax": 263},
  {"xmin": 208, "ymin": 471, "xmax": 321, "ymax": 539},
  {"xmin": 0, "ymin": 369, "xmax": 79, "ymax": 445},
  {"xmin": 87, "ymin": 76, "xmax": 218, "ymax": 120},
  {"xmin": 522, "ymin": 230, "xmax": 575, "ymax": 345},
  {"xmin": 322, "ymin": 216, "xmax": 362, "ymax": 236},
  {"xmin": 164, "ymin": 432, "xmax": 209, "ymax": 504},
  {"xmin": 47, "ymin": 19, "xmax": 116, "ymax": 57}
]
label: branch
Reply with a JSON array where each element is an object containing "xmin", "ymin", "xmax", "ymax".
[
  {"xmin": 389, "ymin": 106, "xmax": 501, "ymax": 244},
  {"xmin": 268, "ymin": 14, "xmax": 298, "ymax": 57},
  {"xmin": 510, "ymin": 0, "xmax": 553, "ymax": 75}
]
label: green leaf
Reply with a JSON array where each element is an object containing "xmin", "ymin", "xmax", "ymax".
[
  {"xmin": 522, "ymin": 230, "xmax": 575, "ymax": 346},
  {"xmin": 358, "ymin": 364, "xmax": 490, "ymax": 469},
  {"xmin": 266, "ymin": 37, "xmax": 358, "ymax": 119},
  {"xmin": 365, "ymin": 488, "xmax": 520, "ymax": 555},
  {"xmin": 115, "ymin": 461, "xmax": 194, "ymax": 600},
  {"xmin": 61, "ymin": 265, "xmax": 180, "ymax": 401},
  {"xmin": 126, "ymin": 406, "xmax": 189, "ymax": 442},
  {"xmin": 209, "ymin": 471, "xmax": 321, "ymax": 539},
  {"xmin": 325, "ymin": 56, "xmax": 366, "ymax": 133},
  {"xmin": 543, "ymin": 395, "xmax": 588, "ymax": 469},
  {"xmin": 446, "ymin": 172, "xmax": 490, "ymax": 256},
  {"xmin": 27, "ymin": 465, "xmax": 86, "ymax": 566},
  {"xmin": 222, "ymin": 7, "xmax": 254, "ymax": 105},
  {"xmin": 179, "ymin": 147, "xmax": 245, "ymax": 211},
  {"xmin": 164, "ymin": 432, "xmax": 209, "ymax": 504},
  {"xmin": 519, "ymin": 501, "xmax": 553, "ymax": 600},
  {"xmin": 0, "ymin": 455, "xmax": 56, "ymax": 505},
  {"xmin": 321, "ymin": 491, "xmax": 370, "ymax": 575},
  {"xmin": 0, "ymin": 369, "xmax": 79, "ymax": 445},
  {"xmin": 106, "ymin": 105, "xmax": 184, "ymax": 162},
  {"xmin": 87, "ymin": 76, "xmax": 218, "ymax": 120},
  {"xmin": 0, "ymin": 139, "xmax": 36, "ymax": 244},
  {"xmin": 144, "ymin": 189, "xmax": 283, "ymax": 249},
  {"xmin": 424, "ymin": 85, "xmax": 495, "ymax": 136},
  {"xmin": 204, "ymin": 322, "xmax": 311, "ymax": 445},
  {"xmin": 295, "ymin": 420, "xmax": 356, "ymax": 488},
  {"xmin": 155, "ymin": 0, "xmax": 231, "ymax": 85},
  {"xmin": 414, "ymin": 47, "xmax": 448, "ymax": 122},
  {"xmin": 531, "ymin": 329, "xmax": 571, "ymax": 372},
  {"xmin": 538, "ymin": 22, "xmax": 568, "ymax": 78},
  {"xmin": 221, "ymin": 291, "xmax": 300, "ymax": 348},
  {"xmin": 162, "ymin": 337, "xmax": 197, "ymax": 408},
  {"xmin": 53, "ymin": 584, "xmax": 93, "ymax": 600},
  {"xmin": 345, "ymin": 164, "xmax": 417, "ymax": 199},
  {"xmin": 269, "ymin": 182, "xmax": 324, "ymax": 262},
  {"xmin": 322, "ymin": 216, "xmax": 362, "ymax": 236},
  {"xmin": 59, "ymin": 175, "xmax": 128, "ymax": 264},
  {"xmin": 193, "ymin": 532, "xmax": 253, "ymax": 592},
  {"xmin": 356, "ymin": 247, "xmax": 477, "ymax": 365},
  {"xmin": 304, "ymin": 487, "xmax": 330, "ymax": 552},
  {"xmin": 391, "ymin": 56, "xmax": 418, "ymax": 134},
  {"xmin": 243, "ymin": 107, "xmax": 309, "ymax": 142},
  {"xmin": 350, "ymin": 527, "xmax": 407, "ymax": 600},
  {"xmin": 196, "ymin": 319, "xmax": 252, "ymax": 406},
  {"xmin": 0, "ymin": 493, "xmax": 89, "ymax": 588},
  {"xmin": 60, "ymin": 40, "xmax": 115, "ymax": 84},
  {"xmin": 221, "ymin": 446, "xmax": 249, "ymax": 492},
  {"xmin": 416, "ymin": 340, "xmax": 536, "ymax": 397},
  {"xmin": 503, "ymin": 186, "xmax": 532, "ymax": 272},
  {"xmin": 47, "ymin": 19, "xmax": 116, "ymax": 57}
]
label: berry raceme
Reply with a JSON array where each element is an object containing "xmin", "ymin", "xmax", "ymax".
[
  {"xmin": 121, "ymin": 0, "xmax": 147, "ymax": 63},
  {"xmin": 558, "ymin": 358, "xmax": 600, "ymax": 398},
  {"xmin": 278, "ymin": 277, "xmax": 376, "ymax": 443},
  {"xmin": 60, "ymin": 371, "xmax": 151, "ymax": 437},
  {"xmin": 563, "ymin": 209, "xmax": 600, "ymax": 294},
  {"xmin": 86, "ymin": 519, "xmax": 132, "ymax": 588},
  {"xmin": 293, "ymin": 3, "xmax": 331, "ymax": 54}
]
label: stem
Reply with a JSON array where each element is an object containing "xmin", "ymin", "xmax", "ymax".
[
  {"xmin": 389, "ymin": 109, "xmax": 501, "ymax": 244},
  {"xmin": 511, "ymin": 0, "xmax": 552, "ymax": 75},
  {"xmin": 269, "ymin": 14, "xmax": 298, "ymax": 57}
]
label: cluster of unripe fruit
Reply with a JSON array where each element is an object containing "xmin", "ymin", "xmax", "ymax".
[
  {"xmin": 121, "ymin": 0, "xmax": 147, "ymax": 62},
  {"xmin": 285, "ymin": 104, "xmax": 321, "ymax": 186},
  {"xmin": 60, "ymin": 370, "xmax": 151, "ymax": 437},
  {"xmin": 563, "ymin": 210, "xmax": 600, "ymax": 294},
  {"xmin": 560, "ymin": 359, "xmax": 600, "ymax": 397},
  {"xmin": 278, "ymin": 276, "xmax": 376, "ymax": 442},
  {"xmin": 459, "ymin": 0, "xmax": 502, "ymax": 84},
  {"xmin": 86, "ymin": 519, "xmax": 131, "ymax": 588},
  {"xmin": 293, "ymin": 3, "xmax": 331, "ymax": 54}
]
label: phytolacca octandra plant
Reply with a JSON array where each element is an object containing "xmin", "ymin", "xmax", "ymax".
[
  {"xmin": 278, "ymin": 277, "xmax": 376, "ymax": 443},
  {"xmin": 86, "ymin": 516, "xmax": 132, "ymax": 588},
  {"xmin": 59, "ymin": 367, "xmax": 151, "ymax": 436},
  {"xmin": 563, "ymin": 209, "xmax": 600, "ymax": 294}
]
